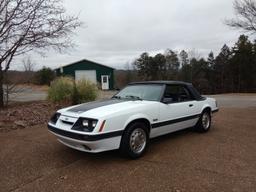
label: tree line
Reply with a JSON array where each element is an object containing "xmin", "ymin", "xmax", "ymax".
[{"xmin": 132, "ymin": 35, "xmax": 256, "ymax": 94}]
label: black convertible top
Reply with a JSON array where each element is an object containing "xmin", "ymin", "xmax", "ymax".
[
  {"xmin": 128, "ymin": 81, "xmax": 205, "ymax": 101},
  {"xmin": 129, "ymin": 80, "xmax": 189, "ymax": 85}
]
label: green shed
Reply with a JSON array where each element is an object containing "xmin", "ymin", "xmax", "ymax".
[{"xmin": 55, "ymin": 59, "xmax": 115, "ymax": 90}]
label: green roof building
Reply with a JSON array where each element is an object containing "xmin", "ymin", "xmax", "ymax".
[{"xmin": 55, "ymin": 59, "xmax": 115, "ymax": 90}]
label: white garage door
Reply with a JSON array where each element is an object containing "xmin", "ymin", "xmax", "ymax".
[{"xmin": 75, "ymin": 70, "xmax": 97, "ymax": 84}]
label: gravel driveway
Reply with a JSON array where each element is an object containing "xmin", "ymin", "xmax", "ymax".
[
  {"xmin": 8, "ymin": 87, "xmax": 47, "ymax": 102},
  {"xmin": 209, "ymin": 94, "xmax": 256, "ymax": 108},
  {"xmin": 0, "ymin": 107, "xmax": 255, "ymax": 191},
  {"xmin": 8, "ymin": 87, "xmax": 117, "ymax": 102},
  {"xmin": 0, "ymin": 94, "xmax": 256, "ymax": 191}
]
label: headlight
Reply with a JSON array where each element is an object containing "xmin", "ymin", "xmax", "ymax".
[
  {"xmin": 50, "ymin": 112, "xmax": 61, "ymax": 124},
  {"xmin": 82, "ymin": 120, "xmax": 89, "ymax": 127},
  {"xmin": 72, "ymin": 118, "xmax": 98, "ymax": 132}
]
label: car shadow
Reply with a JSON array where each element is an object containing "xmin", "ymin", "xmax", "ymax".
[
  {"xmin": 59, "ymin": 127, "xmax": 199, "ymax": 162},
  {"xmin": 150, "ymin": 127, "xmax": 198, "ymax": 143}
]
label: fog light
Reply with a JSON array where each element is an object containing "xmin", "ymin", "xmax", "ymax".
[{"xmin": 92, "ymin": 120, "xmax": 97, "ymax": 127}]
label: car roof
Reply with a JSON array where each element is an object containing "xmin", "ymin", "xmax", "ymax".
[
  {"xmin": 127, "ymin": 80, "xmax": 204, "ymax": 100},
  {"xmin": 128, "ymin": 81, "xmax": 192, "ymax": 86}
]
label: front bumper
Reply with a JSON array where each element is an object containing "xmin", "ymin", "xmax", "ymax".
[{"xmin": 48, "ymin": 124, "xmax": 123, "ymax": 153}]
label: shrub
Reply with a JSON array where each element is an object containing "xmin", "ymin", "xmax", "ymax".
[
  {"xmin": 34, "ymin": 67, "xmax": 55, "ymax": 85},
  {"xmin": 48, "ymin": 77, "xmax": 98, "ymax": 104},
  {"xmin": 76, "ymin": 80, "xmax": 98, "ymax": 103},
  {"xmin": 48, "ymin": 77, "xmax": 75, "ymax": 104}
]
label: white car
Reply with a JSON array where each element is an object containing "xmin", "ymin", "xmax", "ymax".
[{"xmin": 48, "ymin": 81, "xmax": 218, "ymax": 158}]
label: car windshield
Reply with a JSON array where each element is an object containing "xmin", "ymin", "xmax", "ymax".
[{"xmin": 114, "ymin": 84, "xmax": 163, "ymax": 101}]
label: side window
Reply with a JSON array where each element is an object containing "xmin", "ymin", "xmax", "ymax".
[
  {"xmin": 179, "ymin": 87, "xmax": 192, "ymax": 101},
  {"xmin": 163, "ymin": 85, "xmax": 192, "ymax": 103},
  {"xmin": 164, "ymin": 85, "xmax": 180, "ymax": 102}
]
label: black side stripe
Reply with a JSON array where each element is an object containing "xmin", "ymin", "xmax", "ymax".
[
  {"xmin": 151, "ymin": 114, "xmax": 200, "ymax": 128},
  {"xmin": 48, "ymin": 124, "xmax": 123, "ymax": 141}
]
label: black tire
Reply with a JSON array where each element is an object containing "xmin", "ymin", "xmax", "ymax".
[
  {"xmin": 119, "ymin": 122, "xmax": 149, "ymax": 159},
  {"xmin": 195, "ymin": 110, "xmax": 211, "ymax": 133}
]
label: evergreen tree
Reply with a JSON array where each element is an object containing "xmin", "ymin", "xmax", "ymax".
[
  {"xmin": 133, "ymin": 52, "xmax": 153, "ymax": 80},
  {"xmin": 214, "ymin": 44, "xmax": 231, "ymax": 92},
  {"xmin": 153, "ymin": 53, "xmax": 166, "ymax": 80},
  {"xmin": 179, "ymin": 50, "xmax": 189, "ymax": 67},
  {"xmin": 207, "ymin": 51, "xmax": 215, "ymax": 69},
  {"xmin": 207, "ymin": 52, "xmax": 216, "ymax": 93},
  {"xmin": 231, "ymin": 35, "xmax": 255, "ymax": 92},
  {"xmin": 191, "ymin": 58, "xmax": 210, "ymax": 93},
  {"xmin": 165, "ymin": 49, "xmax": 180, "ymax": 79}
]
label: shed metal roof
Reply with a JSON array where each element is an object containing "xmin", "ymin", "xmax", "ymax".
[{"xmin": 55, "ymin": 59, "xmax": 115, "ymax": 70}]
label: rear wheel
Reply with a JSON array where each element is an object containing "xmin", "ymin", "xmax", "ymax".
[
  {"xmin": 195, "ymin": 110, "xmax": 211, "ymax": 132},
  {"xmin": 120, "ymin": 122, "xmax": 149, "ymax": 159}
]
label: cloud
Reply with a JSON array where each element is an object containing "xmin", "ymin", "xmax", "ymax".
[{"xmin": 11, "ymin": 0, "xmax": 241, "ymax": 70}]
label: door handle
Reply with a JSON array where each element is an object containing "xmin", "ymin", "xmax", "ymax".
[{"xmin": 189, "ymin": 104, "xmax": 193, "ymax": 107}]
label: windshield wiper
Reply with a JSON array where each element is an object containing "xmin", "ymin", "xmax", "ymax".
[
  {"xmin": 125, "ymin": 95, "xmax": 142, "ymax": 100},
  {"xmin": 112, "ymin": 95, "xmax": 121, "ymax": 99}
]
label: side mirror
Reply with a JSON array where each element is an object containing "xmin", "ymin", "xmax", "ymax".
[{"xmin": 162, "ymin": 97, "xmax": 173, "ymax": 104}]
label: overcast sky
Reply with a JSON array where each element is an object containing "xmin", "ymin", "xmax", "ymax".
[{"xmin": 12, "ymin": 0, "xmax": 241, "ymax": 70}]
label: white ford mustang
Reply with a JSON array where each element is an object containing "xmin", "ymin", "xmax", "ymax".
[{"xmin": 48, "ymin": 81, "xmax": 218, "ymax": 158}]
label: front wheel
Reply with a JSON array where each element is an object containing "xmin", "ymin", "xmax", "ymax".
[
  {"xmin": 119, "ymin": 122, "xmax": 149, "ymax": 159},
  {"xmin": 195, "ymin": 111, "xmax": 211, "ymax": 132}
]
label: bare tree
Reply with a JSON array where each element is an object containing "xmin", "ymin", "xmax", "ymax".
[
  {"xmin": 3, "ymin": 81, "xmax": 22, "ymax": 107},
  {"xmin": 0, "ymin": 0, "xmax": 82, "ymax": 108},
  {"xmin": 226, "ymin": 0, "xmax": 256, "ymax": 34},
  {"xmin": 187, "ymin": 48, "xmax": 201, "ymax": 61},
  {"xmin": 2, "ymin": 71, "xmax": 25, "ymax": 106},
  {"xmin": 22, "ymin": 56, "xmax": 36, "ymax": 83},
  {"xmin": 22, "ymin": 56, "xmax": 35, "ymax": 72}
]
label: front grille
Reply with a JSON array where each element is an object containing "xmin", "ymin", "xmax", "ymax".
[{"xmin": 61, "ymin": 120, "xmax": 74, "ymax": 125}]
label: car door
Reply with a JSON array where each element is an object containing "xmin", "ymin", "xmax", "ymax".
[{"xmin": 150, "ymin": 84, "xmax": 201, "ymax": 138}]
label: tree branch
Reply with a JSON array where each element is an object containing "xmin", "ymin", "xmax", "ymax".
[{"xmin": 226, "ymin": 0, "xmax": 256, "ymax": 34}]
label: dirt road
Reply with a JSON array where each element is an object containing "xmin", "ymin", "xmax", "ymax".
[{"xmin": 1, "ymin": 106, "xmax": 256, "ymax": 191}]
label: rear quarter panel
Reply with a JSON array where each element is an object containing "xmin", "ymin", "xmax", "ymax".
[{"xmin": 202, "ymin": 97, "xmax": 218, "ymax": 113}]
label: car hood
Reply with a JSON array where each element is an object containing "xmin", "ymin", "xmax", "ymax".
[{"xmin": 59, "ymin": 99, "xmax": 158, "ymax": 119}]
